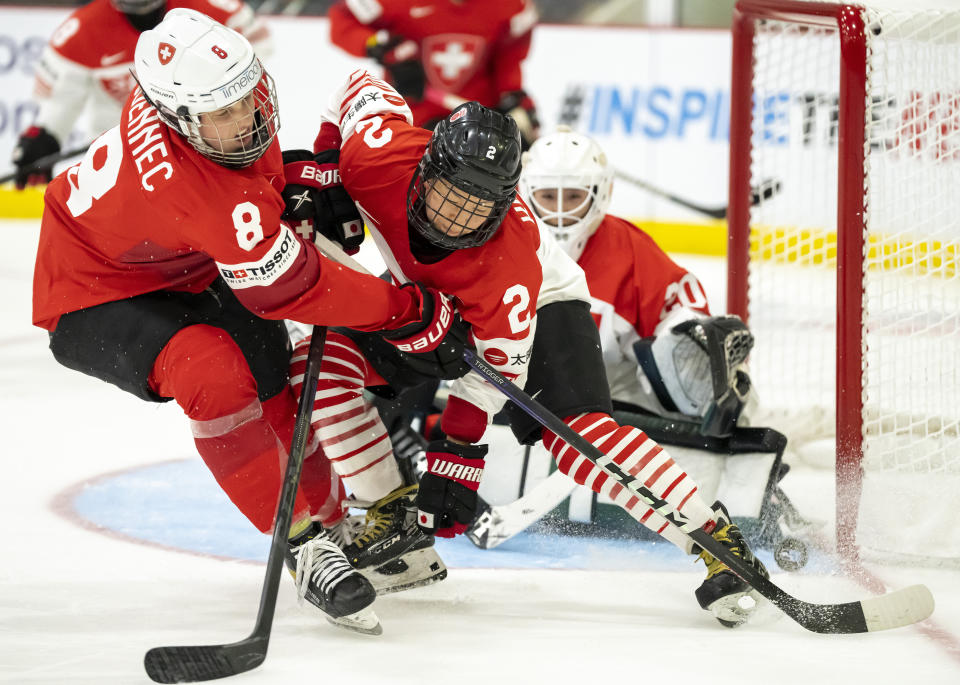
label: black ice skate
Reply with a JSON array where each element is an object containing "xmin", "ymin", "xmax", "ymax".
[
  {"xmin": 693, "ymin": 501, "xmax": 769, "ymax": 628},
  {"xmin": 285, "ymin": 522, "xmax": 381, "ymax": 635},
  {"xmin": 343, "ymin": 483, "xmax": 448, "ymax": 594}
]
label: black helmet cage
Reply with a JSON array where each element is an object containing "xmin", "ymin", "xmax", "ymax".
[{"xmin": 407, "ymin": 102, "xmax": 522, "ymax": 249}]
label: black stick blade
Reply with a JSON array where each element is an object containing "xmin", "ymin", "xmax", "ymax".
[{"xmin": 145, "ymin": 638, "xmax": 267, "ymax": 683}]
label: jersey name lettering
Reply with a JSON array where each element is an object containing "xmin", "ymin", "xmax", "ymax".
[{"xmin": 127, "ymin": 91, "xmax": 173, "ymax": 191}]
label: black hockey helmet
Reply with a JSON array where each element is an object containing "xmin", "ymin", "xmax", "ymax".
[{"xmin": 407, "ymin": 101, "xmax": 522, "ymax": 249}]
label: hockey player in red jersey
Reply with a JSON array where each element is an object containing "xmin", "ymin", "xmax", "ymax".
[
  {"xmin": 284, "ymin": 70, "xmax": 770, "ymax": 627},
  {"xmin": 11, "ymin": 0, "xmax": 270, "ymax": 189},
  {"xmin": 328, "ymin": 0, "xmax": 539, "ymax": 145},
  {"xmin": 32, "ymin": 10, "xmax": 468, "ymax": 636},
  {"xmin": 519, "ymin": 126, "xmax": 756, "ymax": 434}
]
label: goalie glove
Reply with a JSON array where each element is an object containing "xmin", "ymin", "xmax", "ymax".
[
  {"xmin": 281, "ymin": 148, "xmax": 364, "ymax": 254},
  {"xmin": 633, "ymin": 314, "xmax": 754, "ymax": 438}
]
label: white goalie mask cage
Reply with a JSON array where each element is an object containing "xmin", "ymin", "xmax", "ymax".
[
  {"xmin": 519, "ymin": 126, "xmax": 614, "ymax": 261},
  {"xmin": 133, "ymin": 8, "xmax": 280, "ymax": 168}
]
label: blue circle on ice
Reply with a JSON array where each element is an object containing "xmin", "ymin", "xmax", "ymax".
[{"xmin": 63, "ymin": 458, "xmax": 696, "ymax": 570}]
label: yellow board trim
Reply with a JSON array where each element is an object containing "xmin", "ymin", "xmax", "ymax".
[
  {"xmin": 0, "ymin": 186, "xmax": 46, "ymax": 219},
  {"xmin": 0, "ymin": 187, "xmax": 731, "ymax": 257}
]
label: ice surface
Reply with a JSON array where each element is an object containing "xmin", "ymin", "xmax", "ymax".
[{"xmin": 2, "ymin": 219, "xmax": 958, "ymax": 684}]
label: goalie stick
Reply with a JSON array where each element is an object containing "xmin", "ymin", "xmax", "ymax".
[
  {"xmin": 462, "ymin": 348, "xmax": 934, "ymax": 634},
  {"xmin": 467, "ymin": 470, "xmax": 576, "ymax": 549},
  {"xmin": 144, "ymin": 327, "xmax": 329, "ymax": 684},
  {"xmin": 310, "ymin": 236, "xmax": 935, "ymax": 633},
  {"xmin": 421, "ymin": 86, "xmax": 782, "ymax": 221}
]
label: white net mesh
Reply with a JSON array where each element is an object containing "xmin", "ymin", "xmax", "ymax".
[{"xmin": 739, "ymin": 1, "xmax": 960, "ymax": 564}]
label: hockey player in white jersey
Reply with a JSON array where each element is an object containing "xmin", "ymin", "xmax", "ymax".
[{"xmin": 10, "ymin": 0, "xmax": 270, "ymax": 189}]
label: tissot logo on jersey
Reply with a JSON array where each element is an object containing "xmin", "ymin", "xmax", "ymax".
[{"xmin": 217, "ymin": 225, "xmax": 301, "ymax": 289}]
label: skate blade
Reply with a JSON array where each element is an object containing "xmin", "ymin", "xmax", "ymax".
[
  {"xmin": 327, "ymin": 606, "xmax": 383, "ymax": 636},
  {"xmin": 363, "ymin": 547, "xmax": 448, "ymax": 595}
]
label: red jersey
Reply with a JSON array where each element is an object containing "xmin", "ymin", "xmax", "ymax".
[
  {"xmin": 322, "ymin": 70, "xmax": 560, "ymax": 419},
  {"xmin": 33, "ymin": 88, "xmax": 416, "ymax": 335},
  {"xmin": 34, "ymin": 0, "xmax": 269, "ymax": 144},
  {"xmin": 329, "ymin": 0, "xmax": 536, "ymax": 125},
  {"xmin": 577, "ymin": 214, "xmax": 711, "ymax": 403}
]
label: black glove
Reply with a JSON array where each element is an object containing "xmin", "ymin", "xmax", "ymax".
[
  {"xmin": 416, "ymin": 439, "xmax": 487, "ymax": 537},
  {"xmin": 365, "ymin": 31, "xmax": 426, "ymax": 100},
  {"xmin": 281, "ymin": 148, "xmax": 364, "ymax": 254},
  {"xmin": 497, "ymin": 90, "xmax": 540, "ymax": 151},
  {"xmin": 381, "ymin": 283, "xmax": 472, "ymax": 380},
  {"xmin": 11, "ymin": 126, "xmax": 60, "ymax": 189}
]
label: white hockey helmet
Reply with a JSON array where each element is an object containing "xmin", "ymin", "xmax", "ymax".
[
  {"xmin": 133, "ymin": 8, "xmax": 279, "ymax": 168},
  {"xmin": 519, "ymin": 125, "xmax": 614, "ymax": 261},
  {"xmin": 111, "ymin": 0, "xmax": 165, "ymax": 15}
]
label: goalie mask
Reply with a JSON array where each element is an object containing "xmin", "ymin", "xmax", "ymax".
[
  {"xmin": 407, "ymin": 102, "xmax": 522, "ymax": 249},
  {"xmin": 134, "ymin": 8, "xmax": 279, "ymax": 169},
  {"xmin": 519, "ymin": 126, "xmax": 614, "ymax": 261}
]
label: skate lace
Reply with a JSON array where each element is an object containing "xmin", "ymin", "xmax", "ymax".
[
  {"xmin": 352, "ymin": 484, "xmax": 418, "ymax": 549},
  {"xmin": 697, "ymin": 523, "xmax": 759, "ymax": 579},
  {"xmin": 353, "ymin": 506, "xmax": 396, "ymax": 549},
  {"xmin": 326, "ymin": 515, "xmax": 364, "ymax": 548},
  {"xmin": 293, "ymin": 533, "xmax": 356, "ymax": 606}
]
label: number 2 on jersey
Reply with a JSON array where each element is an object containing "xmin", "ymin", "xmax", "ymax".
[{"xmin": 503, "ymin": 284, "xmax": 532, "ymax": 334}]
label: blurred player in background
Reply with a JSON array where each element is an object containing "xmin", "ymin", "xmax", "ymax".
[
  {"xmin": 328, "ymin": 0, "xmax": 540, "ymax": 146},
  {"xmin": 31, "ymin": 9, "xmax": 466, "ymax": 635},
  {"xmin": 284, "ymin": 71, "xmax": 771, "ymax": 628},
  {"xmin": 10, "ymin": 0, "xmax": 270, "ymax": 189}
]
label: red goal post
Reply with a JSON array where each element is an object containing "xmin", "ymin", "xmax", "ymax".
[{"xmin": 727, "ymin": 1, "xmax": 960, "ymax": 565}]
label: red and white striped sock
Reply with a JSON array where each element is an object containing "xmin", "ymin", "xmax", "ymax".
[
  {"xmin": 543, "ymin": 412, "xmax": 715, "ymax": 551},
  {"xmin": 289, "ymin": 332, "xmax": 402, "ymax": 502}
]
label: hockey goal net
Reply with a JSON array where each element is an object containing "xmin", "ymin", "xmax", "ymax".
[{"xmin": 728, "ymin": 0, "xmax": 960, "ymax": 565}]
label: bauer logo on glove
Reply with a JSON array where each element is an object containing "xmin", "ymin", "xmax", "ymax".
[{"xmin": 393, "ymin": 294, "xmax": 452, "ymax": 352}]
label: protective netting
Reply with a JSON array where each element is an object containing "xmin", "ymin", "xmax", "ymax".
[{"xmin": 737, "ymin": 1, "xmax": 960, "ymax": 565}]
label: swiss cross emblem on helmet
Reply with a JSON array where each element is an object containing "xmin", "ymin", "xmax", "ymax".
[{"xmin": 158, "ymin": 42, "xmax": 176, "ymax": 65}]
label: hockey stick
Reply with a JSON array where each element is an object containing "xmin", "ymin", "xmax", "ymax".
[
  {"xmin": 422, "ymin": 86, "xmax": 782, "ymax": 221},
  {"xmin": 144, "ymin": 327, "xmax": 328, "ymax": 683},
  {"xmin": 462, "ymin": 347, "xmax": 934, "ymax": 634},
  {"xmin": 613, "ymin": 169, "xmax": 782, "ymax": 221},
  {"xmin": 466, "ymin": 469, "xmax": 577, "ymax": 549},
  {"xmin": 0, "ymin": 144, "xmax": 90, "ymax": 185},
  {"xmin": 311, "ymin": 230, "xmax": 935, "ymax": 634}
]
